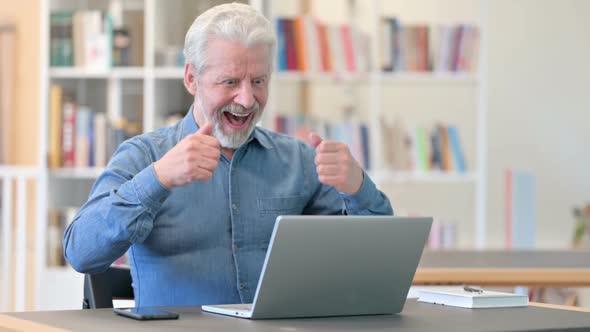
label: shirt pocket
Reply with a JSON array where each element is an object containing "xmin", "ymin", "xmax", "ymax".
[{"xmin": 257, "ymin": 195, "xmax": 305, "ymax": 215}]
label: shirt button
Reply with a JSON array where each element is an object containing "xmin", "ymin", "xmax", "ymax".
[
  {"xmin": 239, "ymin": 282, "xmax": 245, "ymax": 289},
  {"xmin": 232, "ymin": 203, "xmax": 237, "ymax": 210}
]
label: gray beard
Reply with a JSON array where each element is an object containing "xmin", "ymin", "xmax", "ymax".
[{"xmin": 197, "ymin": 97, "xmax": 261, "ymax": 149}]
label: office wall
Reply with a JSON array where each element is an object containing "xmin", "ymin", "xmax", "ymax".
[
  {"xmin": 0, "ymin": 0, "xmax": 41, "ymax": 165},
  {"xmin": 0, "ymin": 0, "xmax": 41, "ymax": 311},
  {"xmin": 487, "ymin": 0, "xmax": 590, "ymax": 248}
]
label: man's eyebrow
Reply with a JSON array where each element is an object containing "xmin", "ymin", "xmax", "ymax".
[{"xmin": 215, "ymin": 75, "xmax": 238, "ymax": 82}]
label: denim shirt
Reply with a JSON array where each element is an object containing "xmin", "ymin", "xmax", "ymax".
[{"xmin": 63, "ymin": 107, "xmax": 393, "ymax": 307}]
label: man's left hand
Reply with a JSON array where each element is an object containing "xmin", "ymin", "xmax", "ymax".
[{"xmin": 307, "ymin": 133, "xmax": 364, "ymax": 195}]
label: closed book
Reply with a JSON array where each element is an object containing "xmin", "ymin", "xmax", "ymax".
[
  {"xmin": 418, "ymin": 288, "xmax": 528, "ymax": 309},
  {"xmin": 275, "ymin": 18, "xmax": 287, "ymax": 71},
  {"xmin": 283, "ymin": 19, "xmax": 297, "ymax": 71},
  {"xmin": 340, "ymin": 25, "xmax": 356, "ymax": 72},
  {"xmin": 49, "ymin": 85, "xmax": 63, "ymax": 168},
  {"xmin": 447, "ymin": 125, "xmax": 466, "ymax": 173},
  {"xmin": 62, "ymin": 100, "xmax": 77, "ymax": 167},
  {"xmin": 379, "ymin": 18, "xmax": 393, "ymax": 71}
]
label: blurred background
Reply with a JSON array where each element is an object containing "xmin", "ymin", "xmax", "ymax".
[{"xmin": 0, "ymin": 0, "xmax": 589, "ymax": 312}]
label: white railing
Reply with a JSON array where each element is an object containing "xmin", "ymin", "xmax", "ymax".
[{"xmin": 0, "ymin": 166, "xmax": 41, "ymax": 312}]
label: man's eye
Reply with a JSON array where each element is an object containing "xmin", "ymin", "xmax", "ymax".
[
  {"xmin": 253, "ymin": 79, "xmax": 265, "ymax": 86},
  {"xmin": 224, "ymin": 80, "xmax": 236, "ymax": 86}
]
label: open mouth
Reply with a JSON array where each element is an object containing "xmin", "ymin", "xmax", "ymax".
[{"xmin": 222, "ymin": 111, "xmax": 253, "ymax": 130}]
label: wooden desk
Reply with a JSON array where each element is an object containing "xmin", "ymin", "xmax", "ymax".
[
  {"xmin": 2, "ymin": 300, "xmax": 590, "ymax": 332},
  {"xmin": 414, "ymin": 250, "xmax": 590, "ymax": 286}
]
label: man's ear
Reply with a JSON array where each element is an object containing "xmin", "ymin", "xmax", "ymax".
[{"xmin": 184, "ymin": 63, "xmax": 197, "ymax": 95}]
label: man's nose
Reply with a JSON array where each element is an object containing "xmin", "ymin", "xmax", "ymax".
[{"xmin": 235, "ymin": 81, "xmax": 255, "ymax": 109}]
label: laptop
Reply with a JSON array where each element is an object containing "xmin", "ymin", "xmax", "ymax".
[{"xmin": 202, "ymin": 215, "xmax": 432, "ymax": 319}]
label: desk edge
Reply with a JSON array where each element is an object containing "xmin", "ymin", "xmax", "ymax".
[{"xmin": 0, "ymin": 313, "xmax": 69, "ymax": 332}]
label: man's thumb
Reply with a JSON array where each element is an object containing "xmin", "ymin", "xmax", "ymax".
[
  {"xmin": 307, "ymin": 132, "xmax": 322, "ymax": 148},
  {"xmin": 196, "ymin": 122, "xmax": 214, "ymax": 136}
]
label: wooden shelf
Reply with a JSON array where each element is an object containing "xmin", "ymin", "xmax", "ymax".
[
  {"xmin": 153, "ymin": 67, "xmax": 184, "ymax": 79},
  {"xmin": 274, "ymin": 71, "xmax": 370, "ymax": 82},
  {"xmin": 50, "ymin": 167, "xmax": 104, "ymax": 179},
  {"xmin": 49, "ymin": 67, "xmax": 477, "ymax": 84},
  {"xmin": 0, "ymin": 166, "xmax": 39, "ymax": 177},
  {"xmin": 49, "ymin": 67, "xmax": 145, "ymax": 79},
  {"xmin": 378, "ymin": 72, "xmax": 478, "ymax": 84},
  {"xmin": 369, "ymin": 170, "xmax": 478, "ymax": 184}
]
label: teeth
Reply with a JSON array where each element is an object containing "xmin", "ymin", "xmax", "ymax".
[{"xmin": 230, "ymin": 112, "xmax": 249, "ymax": 117}]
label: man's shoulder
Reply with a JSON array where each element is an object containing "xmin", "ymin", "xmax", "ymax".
[
  {"xmin": 120, "ymin": 122, "xmax": 181, "ymax": 156},
  {"xmin": 254, "ymin": 127, "xmax": 312, "ymax": 152}
]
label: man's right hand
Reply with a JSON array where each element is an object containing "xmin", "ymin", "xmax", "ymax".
[{"xmin": 154, "ymin": 122, "xmax": 221, "ymax": 189}]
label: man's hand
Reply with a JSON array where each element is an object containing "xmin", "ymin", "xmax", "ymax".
[
  {"xmin": 154, "ymin": 123, "xmax": 221, "ymax": 189},
  {"xmin": 307, "ymin": 132, "xmax": 364, "ymax": 195}
]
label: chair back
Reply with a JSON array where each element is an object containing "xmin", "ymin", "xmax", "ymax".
[{"xmin": 83, "ymin": 265, "xmax": 133, "ymax": 309}]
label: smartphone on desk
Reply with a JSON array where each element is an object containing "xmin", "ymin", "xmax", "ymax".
[{"xmin": 113, "ymin": 307, "xmax": 179, "ymax": 320}]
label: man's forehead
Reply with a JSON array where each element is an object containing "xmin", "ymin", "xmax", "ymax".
[
  {"xmin": 205, "ymin": 40, "xmax": 271, "ymax": 75},
  {"xmin": 207, "ymin": 38, "xmax": 269, "ymax": 58}
]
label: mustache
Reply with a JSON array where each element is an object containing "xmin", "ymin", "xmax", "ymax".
[{"xmin": 219, "ymin": 101, "xmax": 260, "ymax": 117}]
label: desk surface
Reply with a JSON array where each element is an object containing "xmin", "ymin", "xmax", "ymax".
[
  {"xmin": 415, "ymin": 250, "xmax": 590, "ymax": 286},
  {"xmin": 3, "ymin": 300, "xmax": 590, "ymax": 332}
]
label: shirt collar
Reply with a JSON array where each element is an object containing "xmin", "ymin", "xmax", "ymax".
[{"xmin": 180, "ymin": 104, "xmax": 273, "ymax": 150}]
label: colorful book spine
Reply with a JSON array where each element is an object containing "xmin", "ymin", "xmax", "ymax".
[
  {"xmin": 447, "ymin": 125, "xmax": 466, "ymax": 173},
  {"xmin": 275, "ymin": 18, "xmax": 288, "ymax": 71},
  {"xmin": 61, "ymin": 101, "xmax": 76, "ymax": 167}
]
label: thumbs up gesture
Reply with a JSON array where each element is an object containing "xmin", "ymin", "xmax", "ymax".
[
  {"xmin": 154, "ymin": 122, "xmax": 221, "ymax": 189},
  {"xmin": 307, "ymin": 133, "xmax": 364, "ymax": 194}
]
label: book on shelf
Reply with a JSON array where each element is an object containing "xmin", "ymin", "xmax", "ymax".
[
  {"xmin": 381, "ymin": 117, "xmax": 467, "ymax": 174},
  {"xmin": 112, "ymin": 28, "xmax": 131, "ymax": 67},
  {"xmin": 427, "ymin": 220, "xmax": 457, "ymax": 250},
  {"xmin": 273, "ymin": 114, "xmax": 370, "ymax": 171},
  {"xmin": 50, "ymin": 8, "xmax": 144, "ymax": 68},
  {"xmin": 49, "ymin": 11, "xmax": 74, "ymax": 67},
  {"xmin": 49, "ymin": 10, "xmax": 113, "ymax": 69},
  {"xmin": 572, "ymin": 203, "xmax": 590, "ymax": 249},
  {"xmin": 275, "ymin": 16, "xmax": 371, "ymax": 74},
  {"xmin": 112, "ymin": 9, "xmax": 144, "ymax": 67},
  {"xmin": 379, "ymin": 17, "xmax": 479, "ymax": 73},
  {"xmin": 505, "ymin": 169, "xmax": 536, "ymax": 249},
  {"xmin": 48, "ymin": 84, "xmax": 142, "ymax": 169},
  {"xmin": 418, "ymin": 288, "xmax": 529, "ymax": 309}
]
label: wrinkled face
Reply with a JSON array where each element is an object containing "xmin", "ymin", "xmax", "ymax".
[{"xmin": 187, "ymin": 38, "xmax": 270, "ymax": 149}]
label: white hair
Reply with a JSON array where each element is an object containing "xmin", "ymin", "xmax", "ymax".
[{"xmin": 183, "ymin": 2, "xmax": 276, "ymax": 75}]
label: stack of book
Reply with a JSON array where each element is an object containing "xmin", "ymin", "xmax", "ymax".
[
  {"xmin": 274, "ymin": 114, "xmax": 371, "ymax": 171},
  {"xmin": 381, "ymin": 118, "xmax": 467, "ymax": 174},
  {"xmin": 275, "ymin": 16, "xmax": 371, "ymax": 74},
  {"xmin": 50, "ymin": 9, "xmax": 143, "ymax": 68},
  {"xmin": 48, "ymin": 85, "xmax": 142, "ymax": 169},
  {"xmin": 379, "ymin": 17, "xmax": 479, "ymax": 73}
]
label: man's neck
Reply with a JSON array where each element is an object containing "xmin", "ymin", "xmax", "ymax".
[{"xmin": 222, "ymin": 147, "xmax": 235, "ymax": 160}]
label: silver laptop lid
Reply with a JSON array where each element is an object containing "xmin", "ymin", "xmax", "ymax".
[{"xmin": 249, "ymin": 216, "xmax": 432, "ymax": 319}]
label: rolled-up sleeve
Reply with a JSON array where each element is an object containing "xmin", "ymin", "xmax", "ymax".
[{"xmin": 63, "ymin": 138, "xmax": 171, "ymax": 274}]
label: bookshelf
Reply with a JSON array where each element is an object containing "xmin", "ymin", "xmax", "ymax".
[
  {"xmin": 15, "ymin": 0, "xmax": 488, "ymax": 310},
  {"xmin": 267, "ymin": 0, "xmax": 488, "ymax": 250}
]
